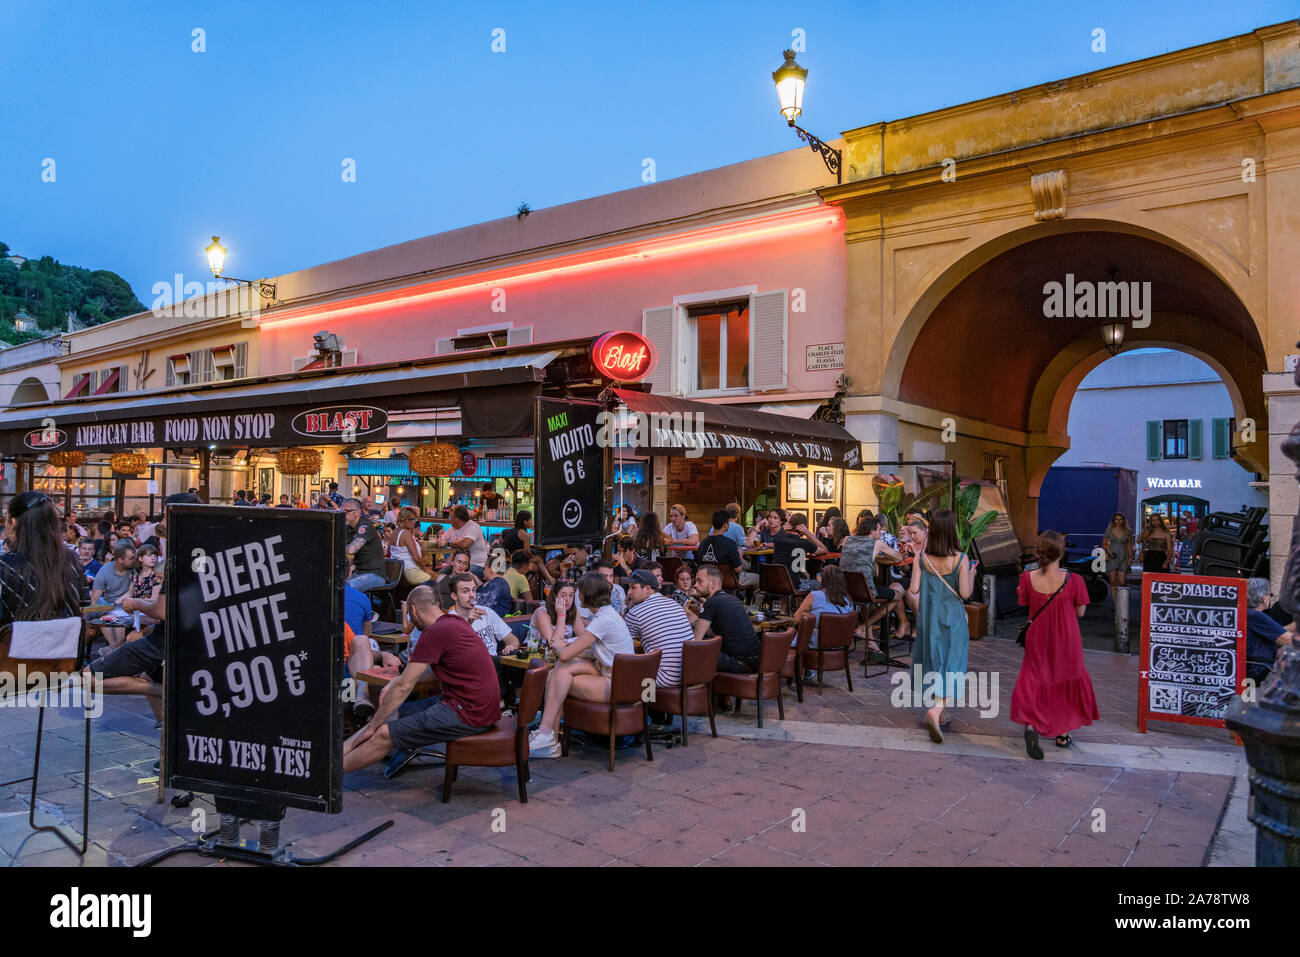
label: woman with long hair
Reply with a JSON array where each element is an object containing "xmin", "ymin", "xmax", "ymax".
[
  {"xmin": 907, "ymin": 508, "xmax": 975, "ymax": 743},
  {"xmin": 792, "ymin": 565, "xmax": 855, "ymax": 682},
  {"xmin": 618, "ymin": 504, "xmax": 638, "ymax": 535},
  {"xmin": 1012, "ymin": 530, "xmax": 1098, "ymax": 757},
  {"xmin": 392, "ymin": 507, "xmax": 432, "ymax": 585},
  {"xmin": 130, "ymin": 544, "xmax": 164, "ymax": 601},
  {"xmin": 0, "ymin": 492, "xmax": 88, "ymax": 625},
  {"xmin": 1102, "ymin": 512, "xmax": 1134, "ymax": 590},
  {"xmin": 1137, "ymin": 514, "xmax": 1174, "ymax": 574},
  {"xmin": 816, "ymin": 507, "xmax": 843, "ymax": 544},
  {"xmin": 633, "ymin": 510, "xmax": 665, "ymax": 562},
  {"xmin": 528, "ymin": 580, "xmax": 577, "ymax": 648}
]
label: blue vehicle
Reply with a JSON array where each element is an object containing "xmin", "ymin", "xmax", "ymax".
[{"xmin": 1038, "ymin": 466, "xmax": 1138, "ymax": 603}]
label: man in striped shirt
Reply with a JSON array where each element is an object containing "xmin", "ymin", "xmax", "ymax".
[{"xmin": 622, "ymin": 570, "xmax": 692, "ymax": 691}]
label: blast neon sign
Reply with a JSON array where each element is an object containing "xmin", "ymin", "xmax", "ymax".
[{"xmin": 591, "ymin": 331, "xmax": 656, "ymax": 382}]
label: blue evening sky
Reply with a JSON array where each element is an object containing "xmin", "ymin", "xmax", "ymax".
[{"xmin": 1, "ymin": 0, "xmax": 1294, "ymax": 302}]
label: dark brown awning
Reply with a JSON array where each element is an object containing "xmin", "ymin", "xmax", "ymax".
[
  {"xmin": 613, "ymin": 389, "xmax": 862, "ymax": 469},
  {"xmin": 0, "ymin": 350, "xmax": 559, "ymax": 456}
]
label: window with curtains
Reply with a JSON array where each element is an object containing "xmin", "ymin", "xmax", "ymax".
[{"xmin": 687, "ymin": 301, "xmax": 750, "ymax": 393}]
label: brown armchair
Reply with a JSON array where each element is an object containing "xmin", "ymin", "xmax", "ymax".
[
  {"xmin": 802, "ymin": 611, "xmax": 857, "ymax": 691},
  {"xmin": 759, "ymin": 563, "xmax": 798, "ymax": 615},
  {"xmin": 648, "ymin": 636, "xmax": 722, "ymax": 747},
  {"xmin": 712, "ymin": 629, "xmax": 792, "ymax": 728},
  {"xmin": 561, "ymin": 651, "xmax": 663, "ymax": 771},
  {"xmin": 441, "ymin": 659, "xmax": 549, "ymax": 803}
]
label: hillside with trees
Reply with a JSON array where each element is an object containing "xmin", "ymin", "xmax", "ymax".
[{"xmin": 0, "ymin": 240, "xmax": 144, "ymax": 346}]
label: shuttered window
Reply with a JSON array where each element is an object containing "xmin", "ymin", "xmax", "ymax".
[
  {"xmin": 1187, "ymin": 418, "xmax": 1203, "ymax": 460},
  {"xmin": 641, "ymin": 306, "xmax": 675, "ymax": 396},
  {"xmin": 749, "ymin": 289, "xmax": 787, "ymax": 393},
  {"xmin": 1211, "ymin": 418, "xmax": 1231, "ymax": 459},
  {"xmin": 1146, "ymin": 421, "xmax": 1161, "ymax": 460}
]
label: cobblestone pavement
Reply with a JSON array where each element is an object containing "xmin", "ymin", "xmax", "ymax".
[{"xmin": 0, "ymin": 628, "xmax": 1246, "ymax": 867}]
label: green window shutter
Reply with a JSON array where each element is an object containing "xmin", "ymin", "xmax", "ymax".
[
  {"xmin": 1146, "ymin": 421, "xmax": 1162, "ymax": 460},
  {"xmin": 1188, "ymin": 419, "xmax": 1203, "ymax": 460},
  {"xmin": 1212, "ymin": 418, "xmax": 1229, "ymax": 459}
]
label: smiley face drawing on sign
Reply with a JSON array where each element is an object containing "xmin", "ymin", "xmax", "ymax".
[{"xmin": 562, "ymin": 499, "xmax": 582, "ymax": 530}]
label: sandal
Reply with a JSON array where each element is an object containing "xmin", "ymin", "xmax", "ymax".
[
  {"xmin": 925, "ymin": 712, "xmax": 944, "ymax": 744},
  {"xmin": 1024, "ymin": 728, "xmax": 1044, "ymax": 760},
  {"xmin": 1055, "ymin": 734, "xmax": 1072, "ymax": 748}
]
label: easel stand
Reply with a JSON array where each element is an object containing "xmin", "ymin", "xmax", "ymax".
[{"xmin": 137, "ymin": 797, "xmax": 392, "ymax": 867}]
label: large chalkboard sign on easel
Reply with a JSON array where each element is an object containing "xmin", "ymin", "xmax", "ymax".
[
  {"xmin": 163, "ymin": 505, "xmax": 346, "ymax": 812},
  {"xmin": 1139, "ymin": 573, "xmax": 1246, "ymax": 732}
]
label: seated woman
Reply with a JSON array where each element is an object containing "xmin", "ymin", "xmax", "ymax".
[
  {"xmin": 130, "ymin": 544, "xmax": 164, "ymax": 603},
  {"xmin": 792, "ymin": 565, "xmax": 856, "ymax": 681},
  {"xmin": 392, "ymin": 507, "xmax": 432, "ymax": 586},
  {"xmin": 669, "ymin": 564, "xmax": 696, "ymax": 606},
  {"xmin": 435, "ymin": 549, "xmax": 481, "ymax": 586},
  {"xmin": 528, "ymin": 581, "xmax": 577, "ymax": 650},
  {"xmin": 526, "ymin": 574, "xmax": 633, "ymax": 758}
]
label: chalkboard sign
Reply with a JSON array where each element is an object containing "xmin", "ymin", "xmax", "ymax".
[
  {"xmin": 163, "ymin": 505, "xmax": 346, "ymax": 812},
  {"xmin": 1139, "ymin": 573, "xmax": 1245, "ymax": 732},
  {"xmin": 534, "ymin": 397, "xmax": 604, "ymax": 546}
]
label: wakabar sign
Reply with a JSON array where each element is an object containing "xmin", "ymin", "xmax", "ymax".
[{"xmin": 3, "ymin": 403, "xmax": 388, "ymax": 456}]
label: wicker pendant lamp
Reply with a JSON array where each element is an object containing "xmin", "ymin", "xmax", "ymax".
[{"xmin": 276, "ymin": 447, "xmax": 322, "ymax": 475}]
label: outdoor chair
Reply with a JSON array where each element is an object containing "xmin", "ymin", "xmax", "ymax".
[
  {"xmin": 442, "ymin": 659, "xmax": 549, "ymax": 803},
  {"xmin": 646, "ymin": 636, "xmax": 722, "ymax": 747},
  {"xmin": 802, "ymin": 611, "xmax": 857, "ymax": 691},
  {"xmin": 368, "ymin": 559, "xmax": 405, "ymax": 622},
  {"xmin": 561, "ymin": 650, "xmax": 662, "ymax": 771},
  {"xmin": 0, "ymin": 618, "xmax": 91, "ymax": 856},
  {"xmin": 712, "ymin": 629, "xmax": 792, "ymax": 728},
  {"xmin": 759, "ymin": 563, "xmax": 798, "ymax": 615}
]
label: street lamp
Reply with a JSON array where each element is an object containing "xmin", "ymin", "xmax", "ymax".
[
  {"xmin": 204, "ymin": 235, "xmax": 277, "ymax": 302},
  {"xmin": 772, "ymin": 50, "xmax": 841, "ymax": 183},
  {"xmin": 1101, "ymin": 321, "xmax": 1126, "ymax": 355}
]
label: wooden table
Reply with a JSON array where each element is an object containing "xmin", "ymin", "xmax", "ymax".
[
  {"xmin": 499, "ymin": 653, "xmax": 548, "ymax": 670},
  {"xmin": 355, "ymin": 665, "xmax": 439, "ymax": 699},
  {"xmin": 753, "ymin": 616, "xmax": 795, "ymax": 633}
]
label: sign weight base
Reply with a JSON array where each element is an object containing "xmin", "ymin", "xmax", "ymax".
[{"xmin": 135, "ymin": 817, "xmax": 394, "ymax": 868}]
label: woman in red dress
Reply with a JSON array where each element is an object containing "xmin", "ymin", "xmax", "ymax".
[{"xmin": 1012, "ymin": 530, "xmax": 1100, "ymax": 759}]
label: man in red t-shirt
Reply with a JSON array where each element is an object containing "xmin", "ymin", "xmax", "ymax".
[{"xmin": 343, "ymin": 583, "xmax": 501, "ymax": 773}]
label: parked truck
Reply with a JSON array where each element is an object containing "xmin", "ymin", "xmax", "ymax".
[{"xmin": 1038, "ymin": 466, "xmax": 1139, "ymax": 601}]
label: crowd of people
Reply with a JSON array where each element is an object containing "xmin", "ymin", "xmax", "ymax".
[{"xmin": 4, "ymin": 483, "xmax": 1290, "ymax": 787}]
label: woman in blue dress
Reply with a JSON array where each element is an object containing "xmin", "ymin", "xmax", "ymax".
[
  {"xmin": 792, "ymin": 565, "xmax": 855, "ymax": 682},
  {"xmin": 907, "ymin": 509, "xmax": 976, "ymax": 744}
]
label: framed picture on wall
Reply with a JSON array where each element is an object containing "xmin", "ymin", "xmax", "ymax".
[
  {"xmin": 814, "ymin": 509, "xmax": 827, "ymax": 530},
  {"xmin": 311, "ymin": 473, "xmax": 321, "ymax": 487},
  {"xmin": 814, "ymin": 470, "xmax": 836, "ymax": 503},
  {"xmin": 785, "ymin": 470, "xmax": 808, "ymax": 503},
  {"xmin": 258, "ymin": 467, "xmax": 274, "ymax": 498}
]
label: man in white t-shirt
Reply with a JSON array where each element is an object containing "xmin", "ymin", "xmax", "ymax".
[
  {"xmin": 446, "ymin": 573, "xmax": 516, "ymax": 659},
  {"xmin": 447, "ymin": 505, "xmax": 489, "ymax": 576},
  {"xmin": 529, "ymin": 574, "xmax": 633, "ymax": 758},
  {"xmin": 575, "ymin": 559, "xmax": 626, "ymax": 618}
]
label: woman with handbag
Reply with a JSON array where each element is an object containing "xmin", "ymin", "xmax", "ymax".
[
  {"xmin": 1012, "ymin": 530, "xmax": 1099, "ymax": 759},
  {"xmin": 907, "ymin": 509, "xmax": 975, "ymax": 743}
]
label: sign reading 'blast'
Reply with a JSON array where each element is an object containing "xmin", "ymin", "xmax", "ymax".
[
  {"xmin": 164, "ymin": 506, "xmax": 346, "ymax": 812},
  {"xmin": 534, "ymin": 398, "xmax": 604, "ymax": 546}
]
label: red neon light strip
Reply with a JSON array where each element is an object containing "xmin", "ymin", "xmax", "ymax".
[{"xmin": 260, "ymin": 207, "xmax": 843, "ymax": 331}]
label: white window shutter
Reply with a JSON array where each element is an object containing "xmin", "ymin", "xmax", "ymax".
[
  {"xmin": 234, "ymin": 342, "xmax": 248, "ymax": 378},
  {"xmin": 506, "ymin": 326, "xmax": 533, "ymax": 346},
  {"xmin": 291, "ymin": 356, "xmax": 311, "ymax": 372},
  {"xmin": 435, "ymin": 337, "xmax": 454, "ymax": 355},
  {"xmin": 749, "ymin": 290, "xmax": 787, "ymax": 392},
  {"xmin": 341, "ymin": 348, "xmax": 357, "ymax": 366},
  {"xmin": 165, "ymin": 359, "xmax": 175, "ymax": 387},
  {"xmin": 641, "ymin": 306, "xmax": 675, "ymax": 395}
]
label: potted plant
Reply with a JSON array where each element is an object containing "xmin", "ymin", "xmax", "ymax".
[
  {"xmin": 871, "ymin": 474, "xmax": 949, "ymax": 535},
  {"xmin": 954, "ymin": 481, "xmax": 999, "ymax": 639}
]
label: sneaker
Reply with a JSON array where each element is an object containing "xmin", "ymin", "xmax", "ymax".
[
  {"xmin": 528, "ymin": 729, "xmax": 561, "ymax": 757},
  {"xmin": 500, "ymin": 709, "xmax": 515, "ymax": 720},
  {"xmin": 353, "ymin": 701, "xmax": 376, "ymax": 725},
  {"xmin": 803, "ymin": 669, "xmax": 820, "ymax": 682},
  {"xmin": 384, "ymin": 749, "xmax": 415, "ymax": 779}
]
